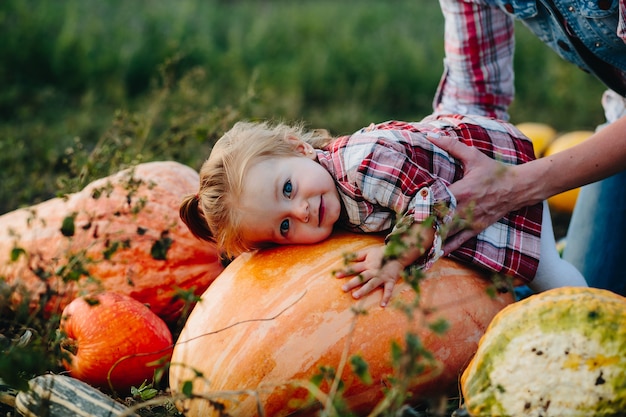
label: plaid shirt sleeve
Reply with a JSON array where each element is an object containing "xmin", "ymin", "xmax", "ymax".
[
  {"xmin": 330, "ymin": 126, "xmax": 456, "ymax": 234},
  {"xmin": 328, "ymin": 126, "xmax": 455, "ymax": 269},
  {"xmin": 433, "ymin": 0, "xmax": 515, "ymax": 120}
]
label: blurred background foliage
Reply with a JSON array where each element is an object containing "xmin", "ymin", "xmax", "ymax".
[{"xmin": 0, "ymin": 0, "xmax": 607, "ymax": 214}]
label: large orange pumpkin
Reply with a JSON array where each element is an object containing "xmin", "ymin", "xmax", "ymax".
[
  {"xmin": 169, "ymin": 232, "xmax": 514, "ymax": 416},
  {"xmin": 0, "ymin": 161, "xmax": 223, "ymax": 324}
]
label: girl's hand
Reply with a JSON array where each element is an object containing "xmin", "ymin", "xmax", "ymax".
[{"xmin": 334, "ymin": 245, "xmax": 404, "ymax": 307}]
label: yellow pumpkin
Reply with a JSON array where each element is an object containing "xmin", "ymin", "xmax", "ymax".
[
  {"xmin": 461, "ymin": 287, "xmax": 626, "ymax": 416},
  {"xmin": 544, "ymin": 131, "xmax": 594, "ymax": 213},
  {"xmin": 169, "ymin": 232, "xmax": 514, "ymax": 416},
  {"xmin": 0, "ymin": 161, "xmax": 224, "ymax": 324},
  {"xmin": 515, "ymin": 122, "xmax": 557, "ymax": 157}
]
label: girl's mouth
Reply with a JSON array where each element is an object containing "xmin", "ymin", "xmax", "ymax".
[{"xmin": 318, "ymin": 196, "xmax": 324, "ymax": 227}]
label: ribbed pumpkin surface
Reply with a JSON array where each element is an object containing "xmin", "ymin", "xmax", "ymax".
[
  {"xmin": 16, "ymin": 374, "xmax": 138, "ymax": 417},
  {"xmin": 169, "ymin": 232, "xmax": 513, "ymax": 416},
  {"xmin": 461, "ymin": 286, "xmax": 626, "ymax": 416},
  {"xmin": 0, "ymin": 161, "xmax": 223, "ymax": 323}
]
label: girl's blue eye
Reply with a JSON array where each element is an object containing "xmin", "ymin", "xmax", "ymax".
[
  {"xmin": 283, "ymin": 180, "xmax": 292, "ymax": 198},
  {"xmin": 280, "ymin": 219, "xmax": 290, "ymax": 236}
]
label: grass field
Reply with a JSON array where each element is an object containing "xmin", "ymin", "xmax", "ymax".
[{"xmin": 0, "ymin": 0, "xmax": 607, "ymax": 215}]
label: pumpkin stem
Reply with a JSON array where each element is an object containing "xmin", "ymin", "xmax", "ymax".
[{"xmin": 60, "ymin": 338, "xmax": 78, "ymax": 356}]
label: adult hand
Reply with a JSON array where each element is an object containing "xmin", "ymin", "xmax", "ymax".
[{"xmin": 427, "ymin": 135, "xmax": 522, "ymax": 253}]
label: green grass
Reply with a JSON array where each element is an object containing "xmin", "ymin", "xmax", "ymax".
[{"xmin": 0, "ymin": 0, "xmax": 608, "ymax": 215}]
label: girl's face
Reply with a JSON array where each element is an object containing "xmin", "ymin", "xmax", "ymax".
[{"xmin": 239, "ymin": 153, "xmax": 342, "ymax": 247}]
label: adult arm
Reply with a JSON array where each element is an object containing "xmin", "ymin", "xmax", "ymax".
[{"xmin": 429, "ymin": 115, "xmax": 626, "ymax": 253}]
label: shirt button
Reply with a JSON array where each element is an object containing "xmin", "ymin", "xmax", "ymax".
[
  {"xmin": 597, "ymin": 0, "xmax": 611, "ymax": 10},
  {"xmin": 504, "ymin": 3, "xmax": 514, "ymax": 13},
  {"xmin": 420, "ymin": 189, "xmax": 429, "ymax": 198}
]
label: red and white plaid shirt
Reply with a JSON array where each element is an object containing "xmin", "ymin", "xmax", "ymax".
[
  {"xmin": 434, "ymin": 0, "xmax": 626, "ymax": 115},
  {"xmin": 316, "ymin": 115, "xmax": 542, "ymax": 283},
  {"xmin": 434, "ymin": 0, "xmax": 516, "ymax": 121}
]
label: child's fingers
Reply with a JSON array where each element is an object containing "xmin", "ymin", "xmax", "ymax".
[
  {"xmin": 334, "ymin": 268, "xmax": 356, "ymax": 278},
  {"xmin": 333, "ymin": 250, "xmax": 368, "ymax": 278},
  {"xmin": 334, "ymin": 263, "xmax": 363, "ymax": 278},
  {"xmin": 350, "ymin": 276, "xmax": 383, "ymax": 300},
  {"xmin": 346, "ymin": 249, "xmax": 368, "ymax": 262},
  {"xmin": 380, "ymin": 281, "xmax": 396, "ymax": 307},
  {"xmin": 341, "ymin": 272, "xmax": 371, "ymax": 292}
]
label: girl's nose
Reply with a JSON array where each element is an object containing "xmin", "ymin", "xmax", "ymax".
[{"xmin": 294, "ymin": 200, "xmax": 310, "ymax": 223}]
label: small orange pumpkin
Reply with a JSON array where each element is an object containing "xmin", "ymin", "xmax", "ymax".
[
  {"xmin": 169, "ymin": 232, "xmax": 514, "ymax": 416},
  {"xmin": 60, "ymin": 291, "xmax": 173, "ymax": 392},
  {"xmin": 0, "ymin": 161, "xmax": 223, "ymax": 324}
]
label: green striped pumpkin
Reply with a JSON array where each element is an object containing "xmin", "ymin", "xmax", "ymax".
[{"xmin": 15, "ymin": 374, "xmax": 137, "ymax": 417}]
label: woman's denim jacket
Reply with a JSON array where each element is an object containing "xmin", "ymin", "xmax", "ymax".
[{"xmin": 484, "ymin": 0, "xmax": 626, "ymax": 95}]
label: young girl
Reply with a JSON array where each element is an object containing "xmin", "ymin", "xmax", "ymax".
[{"xmin": 180, "ymin": 114, "xmax": 587, "ymax": 307}]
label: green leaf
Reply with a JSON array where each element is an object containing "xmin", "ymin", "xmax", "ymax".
[
  {"xmin": 60, "ymin": 214, "xmax": 77, "ymax": 237},
  {"xmin": 131, "ymin": 380, "xmax": 158, "ymax": 401},
  {"xmin": 182, "ymin": 380, "xmax": 193, "ymax": 397},
  {"xmin": 428, "ymin": 318, "xmax": 450, "ymax": 335},
  {"xmin": 350, "ymin": 355, "xmax": 372, "ymax": 385},
  {"xmin": 310, "ymin": 373, "xmax": 324, "ymax": 387},
  {"xmin": 151, "ymin": 233, "xmax": 173, "ymax": 260},
  {"xmin": 390, "ymin": 340, "xmax": 402, "ymax": 367},
  {"xmin": 10, "ymin": 247, "xmax": 26, "ymax": 262},
  {"xmin": 103, "ymin": 240, "xmax": 121, "ymax": 260}
]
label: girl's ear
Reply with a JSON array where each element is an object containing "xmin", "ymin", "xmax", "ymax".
[{"xmin": 286, "ymin": 136, "xmax": 316, "ymax": 159}]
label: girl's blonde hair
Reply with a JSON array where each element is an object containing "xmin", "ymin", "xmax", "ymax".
[{"xmin": 180, "ymin": 120, "xmax": 333, "ymax": 258}]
